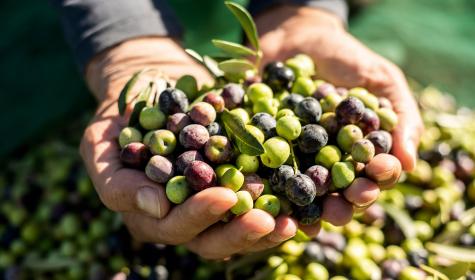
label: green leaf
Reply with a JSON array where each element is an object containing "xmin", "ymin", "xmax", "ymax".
[
  {"xmin": 176, "ymin": 75, "xmax": 198, "ymax": 100},
  {"xmin": 225, "ymin": 1, "xmax": 260, "ymax": 51},
  {"xmin": 379, "ymin": 202, "xmax": 416, "ymax": 239},
  {"xmin": 118, "ymin": 69, "xmax": 145, "ymax": 115},
  {"xmin": 437, "ymin": 262, "xmax": 471, "ymax": 279},
  {"xmin": 434, "ymin": 207, "xmax": 475, "ymax": 243},
  {"xmin": 293, "ymin": 229, "xmax": 310, "ymax": 242},
  {"xmin": 426, "ymin": 243, "xmax": 475, "ymax": 263},
  {"xmin": 212, "ymin": 39, "xmax": 257, "ymax": 57},
  {"xmin": 128, "ymin": 84, "xmax": 152, "ymax": 126},
  {"xmin": 203, "ymin": 56, "xmax": 224, "ymax": 77},
  {"xmin": 184, "ymin": 49, "xmax": 204, "ymax": 63},
  {"xmin": 221, "ymin": 110, "xmax": 264, "ymax": 156},
  {"xmin": 218, "ymin": 59, "xmax": 256, "ymax": 74},
  {"xmin": 419, "ymin": 264, "xmax": 450, "ymax": 280},
  {"xmin": 185, "ymin": 49, "xmax": 223, "ymax": 77}
]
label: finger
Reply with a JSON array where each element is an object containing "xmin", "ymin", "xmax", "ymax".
[
  {"xmin": 365, "ymin": 154, "xmax": 402, "ymax": 190},
  {"xmin": 123, "ymin": 187, "xmax": 237, "ymax": 245},
  {"xmin": 80, "ymin": 108, "xmax": 170, "ymax": 217},
  {"xmin": 343, "ymin": 177, "xmax": 380, "ymax": 208},
  {"xmin": 186, "ymin": 209, "xmax": 275, "ymax": 259},
  {"xmin": 365, "ymin": 62, "xmax": 423, "ymax": 171},
  {"xmin": 299, "ymin": 221, "xmax": 322, "ymax": 239},
  {"xmin": 244, "ymin": 216, "xmax": 298, "ymax": 253},
  {"xmin": 391, "ymin": 105, "xmax": 422, "ymax": 171},
  {"xmin": 322, "ymin": 193, "xmax": 353, "ymax": 226}
]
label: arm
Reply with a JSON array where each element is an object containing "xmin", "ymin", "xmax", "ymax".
[
  {"xmin": 254, "ymin": 4, "xmax": 422, "ymax": 223},
  {"xmin": 54, "ymin": 0, "xmax": 303, "ymax": 259}
]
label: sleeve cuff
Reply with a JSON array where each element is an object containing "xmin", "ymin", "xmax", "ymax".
[
  {"xmin": 53, "ymin": 0, "xmax": 183, "ymax": 72},
  {"xmin": 249, "ymin": 0, "xmax": 349, "ymax": 25}
]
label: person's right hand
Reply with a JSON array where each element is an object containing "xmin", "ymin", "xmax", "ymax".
[{"xmin": 80, "ymin": 37, "xmax": 305, "ymax": 260}]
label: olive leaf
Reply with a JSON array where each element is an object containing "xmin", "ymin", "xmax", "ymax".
[
  {"xmin": 218, "ymin": 59, "xmax": 256, "ymax": 74},
  {"xmin": 221, "ymin": 110, "xmax": 264, "ymax": 156},
  {"xmin": 436, "ymin": 261, "xmax": 471, "ymax": 279},
  {"xmin": 379, "ymin": 202, "xmax": 417, "ymax": 239},
  {"xmin": 212, "ymin": 39, "xmax": 257, "ymax": 57},
  {"xmin": 203, "ymin": 55, "xmax": 224, "ymax": 77},
  {"xmin": 224, "ymin": 1, "xmax": 260, "ymax": 51},
  {"xmin": 434, "ymin": 207, "xmax": 475, "ymax": 243},
  {"xmin": 419, "ymin": 264, "xmax": 450, "ymax": 280},
  {"xmin": 185, "ymin": 49, "xmax": 204, "ymax": 63},
  {"xmin": 176, "ymin": 75, "xmax": 199, "ymax": 100},
  {"xmin": 293, "ymin": 229, "xmax": 310, "ymax": 242},
  {"xmin": 426, "ymin": 242, "xmax": 475, "ymax": 263},
  {"xmin": 185, "ymin": 49, "xmax": 223, "ymax": 77},
  {"xmin": 118, "ymin": 69, "xmax": 145, "ymax": 115},
  {"xmin": 128, "ymin": 84, "xmax": 152, "ymax": 126}
]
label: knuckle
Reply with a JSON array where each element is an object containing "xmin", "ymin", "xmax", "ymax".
[{"xmin": 97, "ymin": 181, "xmax": 126, "ymax": 212}]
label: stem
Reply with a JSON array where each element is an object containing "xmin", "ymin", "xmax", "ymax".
[
  {"xmin": 288, "ymin": 140, "xmax": 299, "ymax": 173},
  {"xmin": 255, "ymin": 50, "xmax": 263, "ymax": 72}
]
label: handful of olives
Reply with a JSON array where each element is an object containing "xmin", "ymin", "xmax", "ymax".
[
  {"xmin": 117, "ymin": 52, "xmax": 398, "ymax": 226},
  {"xmin": 116, "ymin": 1, "xmax": 398, "ymax": 228}
]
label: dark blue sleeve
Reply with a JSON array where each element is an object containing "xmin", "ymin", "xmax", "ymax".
[
  {"xmin": 50, "ymin": 0, "xmax": 183, "ymax": 73},
  {"xmin": 249, "ymin": 0, "xmax": 349, "ymax": 24}
]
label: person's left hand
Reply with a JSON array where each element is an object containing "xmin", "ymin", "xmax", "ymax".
[{"xmin": 253, "ymin": 5, "xmax": 421, "ymax": 231}]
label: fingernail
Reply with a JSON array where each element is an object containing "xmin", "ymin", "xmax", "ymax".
[
  {"xmin": 136, "ymin": 187, "xmax": 161, "ymax": 218},
  {"xmin": 247, "ymin": 232, "xmax": 265, "ymax": 241}
]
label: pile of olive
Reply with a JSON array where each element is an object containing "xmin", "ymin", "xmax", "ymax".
[{"xmin": 118, "ymin": 53, "xmax": 399, "ymax": 226}]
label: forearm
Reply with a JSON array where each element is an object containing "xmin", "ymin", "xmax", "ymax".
[
  {"xmin": 85, "ymin": 37, "xmax": 183, "ymax": 102},
  {"xmin": 255, "ymin": 5, "xmax": 346, "ymax": 61}
]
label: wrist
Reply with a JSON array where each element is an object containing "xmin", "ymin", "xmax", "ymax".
[
  {"xmin": 256, "ymin": 5, "xmax": 346, "ymax": 61},
  {"xmin": 85, "ymin": 37, "xmax": 200, "ymax": 103}
]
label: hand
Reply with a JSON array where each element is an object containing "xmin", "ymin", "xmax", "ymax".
[
  {"xmin": 80, "ymin": 37, "xmax": 305, "ymax": 260},
  {"xmin": 255, "ymin": 6, "xmax": 422, "ymax": 222}
]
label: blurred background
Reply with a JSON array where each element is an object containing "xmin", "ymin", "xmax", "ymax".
[{"xmin": 0, "ymin": 0, "xmax": 474, "ymax": 279}]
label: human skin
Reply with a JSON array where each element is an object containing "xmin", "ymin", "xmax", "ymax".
[{"xmin": 80, "ymin": 5, "xmax": 421, "ymax": 260}]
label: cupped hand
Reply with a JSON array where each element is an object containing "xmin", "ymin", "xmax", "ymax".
[
  {"xmin": 80, "ymin": 37, "xmax": 303, "ymax": 260},
  {"xmin": 255, "ymin": 5, "xmax": 422, "ymax": 226}
]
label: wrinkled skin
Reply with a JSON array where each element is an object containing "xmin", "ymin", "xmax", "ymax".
[{"xmin": 81, "ymin": 4, "xmax": 421, "ymax": 261}]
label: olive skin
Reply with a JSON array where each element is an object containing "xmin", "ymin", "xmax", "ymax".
[
  {"xmin": 184, "ymin": 161, "xmax": 217, "ymax": 191},
  {"xmin": 120, "ymin": 143, "xmax": 151, "ymax": 169},
  {"xmin": 270, "ymin": 165, "xmax": 296, "ymax": 194},
  {"xmin": 335, "ymin": 96, "xmax": 365, "ymax": 125},
  {"xmin": 294, "ymin": 200, "xmax": 323, "ymax": 225},
  {"xmin": 298, "ymin": 124, "xmax": 329, "ymax": 154},
  {"xmin": 250, "ymin": 113, "xmax": 277, "ymax": 139},
  {"xmin": 263, "ymin": 64, "xmax": 295, "ymax": 92},
  {"xmin": 285, "ymin": 174, "xmax": 317, "ymax": 206},
  {"xmin": 158, "ymin": 88, "xmax": 189, "ymax": 114},
  {"xmin": 295, "ymin": 97, "xmax": 322, "ymax": 124}
]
